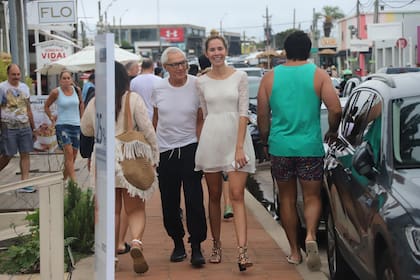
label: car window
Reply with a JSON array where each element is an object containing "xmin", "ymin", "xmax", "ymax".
[
  {"xmin": 342, "ymin": 77, "xmax": 361, "ymax": 97},
  {"xmin": 393, "ymin": 96, "xmax": 420, "ymax": 168},
  {"xmin": 341, "ymin": 89, "xmax": 381, "ymax": 148}
]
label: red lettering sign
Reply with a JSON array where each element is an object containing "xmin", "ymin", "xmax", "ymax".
[
  {"xmin": 41, "ymin": 50, "xmax": 66, "ymax": 62},
  {"xmin": 160, "ymin": 28, "xmax": 184, "ymax": 43},
  {"xmin": 396, "ymin": 37, "xmax": 407, "ymax": 49}
]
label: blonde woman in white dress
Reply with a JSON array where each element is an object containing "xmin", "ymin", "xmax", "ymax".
[{"xmin": 195, "ymin": 35, "xmax": 256, "ymax": 271}]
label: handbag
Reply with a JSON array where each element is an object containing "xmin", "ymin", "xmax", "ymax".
[{"xmin": 115, "ymin": 92, "xmax": 155, "ymax": 190}]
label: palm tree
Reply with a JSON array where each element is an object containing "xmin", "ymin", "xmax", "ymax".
[{"xmin": 316, "ymin": 6, "xmax": 345, "ymax": 37}]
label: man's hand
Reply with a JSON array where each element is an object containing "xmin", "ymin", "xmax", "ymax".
[{"xmin": 324, "ymin": 130, "xmax": 338, "ymax": 145}]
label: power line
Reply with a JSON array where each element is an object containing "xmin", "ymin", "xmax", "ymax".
[{"xmin": 381, "ymin": 0, "xmax": 418, "ymax": 8}]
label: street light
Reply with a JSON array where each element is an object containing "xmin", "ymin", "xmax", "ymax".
[
  {"xmin": 119, "ymin": 9, "xmax": 129, "ymax": 46},
  {"xmin": 219, "ymin": 13, "xmax": 228, "ymax": 36},
  {"xmin": 103, "ymin": 0, "xmax": 117, "ymax": 32}
]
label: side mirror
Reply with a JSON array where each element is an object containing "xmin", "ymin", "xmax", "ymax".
[{"xmin": 352, "ymin": 142, "xmax": 376, "ymax": 179}]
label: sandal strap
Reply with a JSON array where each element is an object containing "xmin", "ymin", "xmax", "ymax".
[{"xmin": 131, "ymin": 239, "xmax": 143, "ymax": 247}]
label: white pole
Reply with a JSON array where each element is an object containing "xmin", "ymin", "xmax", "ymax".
[
  {"xmin": 35, "ymin": 29, "xmax": 42, "ymax": 95},
  {"xmin": 3, "ymin": 1, "xmax": 10, "ymax": 53},
  {"xmin": 0, "ymin": 28, "xmax": 3, "ymax": 53}
]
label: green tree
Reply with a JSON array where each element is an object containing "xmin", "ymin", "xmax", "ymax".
[
  {"xmin": 274, "ymin": 28, "xmax": 299, "ymax": 50},
  {"xmin": 316, "ymin": 6, "xmax": 345, "ymax": 37}
]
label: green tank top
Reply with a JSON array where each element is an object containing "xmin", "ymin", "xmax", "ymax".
[{"xmin": 268, "ymin": 63, "xmax": 324, "ymax": 157}]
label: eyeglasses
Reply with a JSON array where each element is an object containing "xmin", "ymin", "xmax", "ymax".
[{"xmin": 166, "ymin": 60, "xmax": 188, "ymax": 68}]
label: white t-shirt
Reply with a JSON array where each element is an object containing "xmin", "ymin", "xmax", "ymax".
[
  {"xmin": 0, "ymin": 81, "xmax": 31, "ymax": 125},
  {"xmin": 130, "ymin": 73, "xmax": 161, "ymax": 120},
  {"xmin": 152, "ymin": 75, "xmax": 200, "ymax": 153}
]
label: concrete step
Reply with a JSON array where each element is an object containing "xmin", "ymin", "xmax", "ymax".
[{"xmin": 0, "ymin": 212, "xmax": 31, "ymax": 246}]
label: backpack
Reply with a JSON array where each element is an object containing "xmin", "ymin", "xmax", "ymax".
[{"xmin": 79, "ymin": 86, "xmax": 95, "ymax": 158}]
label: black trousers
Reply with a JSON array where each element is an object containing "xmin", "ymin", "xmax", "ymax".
[{"xmin": 157, "ymin": 142, "xmax": 207, "ymax": 245}]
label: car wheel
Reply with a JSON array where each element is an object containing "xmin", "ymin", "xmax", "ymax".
[
  {"xmin": 327, "ymin": 211, "xmax": 354, "ymax": 280},
  {"xmin": 376, "ymin": 249, "xmax": 396, "ymax": 280}
]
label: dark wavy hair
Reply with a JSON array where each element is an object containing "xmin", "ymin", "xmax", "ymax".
[
  {"xmin": 284, "ymin": 31, "xmax": 311, "ymax": 61},
  {"xmin": 115, "ymin": 61, "xmax": 130, "ymax": 122}
]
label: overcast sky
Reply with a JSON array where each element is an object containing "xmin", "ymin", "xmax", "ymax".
[{"xmin": 77, "ymin": 0, "xmax": 420, "ymax": 40}]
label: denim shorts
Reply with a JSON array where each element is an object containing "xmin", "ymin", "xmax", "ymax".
[
  {"xmin": 0, "ymin": 126, "xmax": 33, "ymax": 156},
  {"xmin": 55, "ymin": 124, "xmax": 80, "ymax": 149},
  {"xmin": 271, "ymin": 156, "xmax": 324, "ymax": 181}
]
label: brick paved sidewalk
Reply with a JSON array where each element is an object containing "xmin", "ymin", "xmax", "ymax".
[{"xmin": 71, "ymin": 175, "xmax": 328, "ymax": 280}]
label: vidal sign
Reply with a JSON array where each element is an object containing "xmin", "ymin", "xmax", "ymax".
[{"xmin": 36, "ymin": 40, "xmax": 73, "ymax": 69}]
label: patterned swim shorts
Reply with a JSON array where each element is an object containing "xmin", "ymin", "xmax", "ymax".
[{"xmin": 271, "ymin": 156, "xmax": 324, "ymax": 181}]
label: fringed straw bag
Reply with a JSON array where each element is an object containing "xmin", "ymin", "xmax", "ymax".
[{"xmin": 115, "ymin": 92, "xmax": 155, "ymax": 190}]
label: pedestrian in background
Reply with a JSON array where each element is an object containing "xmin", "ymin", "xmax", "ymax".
[
  {"xmin": 81, "ymin": 61, "xmax": 159, "ymax": 274},
  {"xmin": 44, "ymin": 70, "xmax": 84, "ymax": 182},
  {"xmin": 188, "ymin": 64, "xmax": 199, "ymax": 76},
  {"xmin": 0, "ymin": 64, "xmax": 36, "ymax": 193},
  {"xmin": 81, "ymin": 72, "xmax": 95, "ymax": 103},
  {"xmin": 154, "ymin": 67, "xmax": 164, "ymax": 78},
  {"xmin": 131, "ymin": 58, "xmax": 162, "ymax": 120},
  {"xmin": 152, "ymin": 47, "xmax": 207, "ymax": 267},
  {"xmin": 257, "ymin": 30, "xmax": 342, "ymax": 271},
  {"xmin": 195, "ymin": 35, "xmax": 255, "ymax": 271},
  {"xmin": 125, "ymin": 60, "xmax": 140, "ymax": 81}
]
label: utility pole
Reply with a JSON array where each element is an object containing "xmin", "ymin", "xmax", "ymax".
[
  {"xmin": 262, "ymin": 6, "xmax": 272, "ymax": 50},
  {"xmin": 97, "ymin": 1, "xmax": 104, "ymax": 33},
  {"xmin": 8, "ymin": 0, "xmax": 19, "ymax": 65},
  {"xmin": 374, "ymin": 0, "xmax": 379, "ymax": 23},
  {"xmin": 356, "ymin": 0, "xmax": 360, "ymax": 38},
  {"xmin": 311, "ymin": 8, "xmax": 321, "ymax": 66}
]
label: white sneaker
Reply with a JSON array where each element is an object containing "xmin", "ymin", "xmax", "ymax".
[{"xmin": 17, "ymin": 187, "xmax": 36, "ymax": 193}]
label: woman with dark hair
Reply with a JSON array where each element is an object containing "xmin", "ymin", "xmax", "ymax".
[
  {"xmin": 81, "ymin": 62, "xmax": 159, "ymax": 274},
  {"xmin": 44, "ymin": 70, "xmax": 84, "ymax": 182}
]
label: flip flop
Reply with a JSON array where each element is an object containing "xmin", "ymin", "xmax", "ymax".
[
  {"xmin": 305, "ymin": 240, "xmax": 321, "ymax": 271},
  {"xmin": 117, "ymin": 242, "xmax": 131, "ymax": 255},
  {"xmin": 286, "ymin": 255, "xmax": 302, "ymax": 265}
]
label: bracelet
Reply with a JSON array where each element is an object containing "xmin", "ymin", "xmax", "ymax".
[{"xmin": 263, "ymin": 143, "xmax": 269, "ymax": 147}]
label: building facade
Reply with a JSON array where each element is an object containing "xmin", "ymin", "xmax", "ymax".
[
  {"xmin": 336, "ymin": 10, "xmax": 420, "ymax": 75},
  {"xmin": 108, "ymin": 24, "xmax": 205, "ymax": 61},
  {"xmin": 108, "ymin": 24, "xmax": 242, "ymax": 61}
]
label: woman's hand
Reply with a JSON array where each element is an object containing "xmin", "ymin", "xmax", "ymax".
[
  {"xmin": 49, "ymin": 115, "xmax": 57, "ymax": 124},
  {"xmin": 234, "ymin": 148, "xmax": 249, "ymax": 169}
]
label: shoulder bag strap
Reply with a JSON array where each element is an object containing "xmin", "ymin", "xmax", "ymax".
[{"xmin": 123, "ymin": 91, "xmax": 134, "ymax": 132}]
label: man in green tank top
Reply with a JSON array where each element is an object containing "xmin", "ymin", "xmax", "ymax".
[{"xmin": 257, "ymin": 31, "xmax": 342, "ymax": 271}]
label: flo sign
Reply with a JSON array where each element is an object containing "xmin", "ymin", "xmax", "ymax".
[{"xmin": 38, "ymin": 1, "xmax": 76, "ymax": 24}]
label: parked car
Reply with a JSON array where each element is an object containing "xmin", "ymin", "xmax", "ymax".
[
  {"xmin": 323, "ymin": 73, "xmax": 420, "ymax": 280},
  {"xmin": 340, "ymin": 76, "xmax": 362, "ymax": 97},
  {"xmin": 377, "ymin": 66, "xmax": 420, "ymax": 74},
  {"xmin": 236, "ymin": 67, "xmax": 265, "ymax": 77},
  {"xmin": 247, "ymin": 76, "xmax": 267, "ymax": 163}
]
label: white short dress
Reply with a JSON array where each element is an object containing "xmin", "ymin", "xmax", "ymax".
[{"xmin": 195, "ymin": 70, "xmax": 255, "ymax": 173}]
